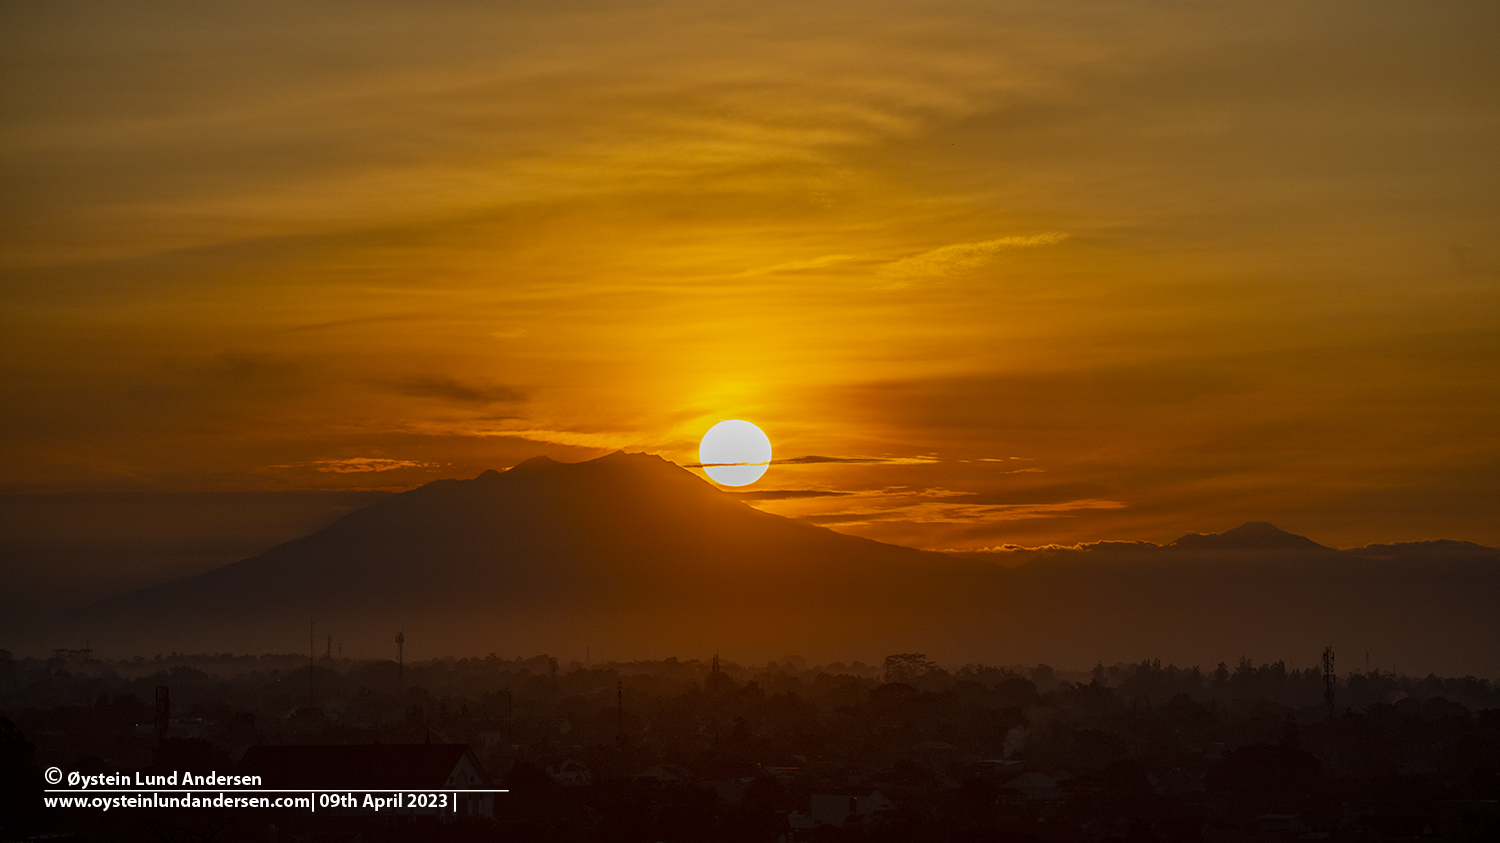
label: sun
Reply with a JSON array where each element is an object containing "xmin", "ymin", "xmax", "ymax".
[{"xmin": 699, "ymin": 420, "xmax": 772, "ymax": 486}]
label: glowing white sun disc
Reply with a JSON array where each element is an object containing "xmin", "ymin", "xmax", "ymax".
[{"xmin": 699, "ymin": 420, "xmax": 772, "ymax": 486}]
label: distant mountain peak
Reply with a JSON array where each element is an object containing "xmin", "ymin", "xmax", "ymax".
[
  {"xmin": 597, "ymin": 450, "xmax": 681, "ymax": 467},
  {"xmin": 502, "ymin": 451, "xmax": 672, "ymax": 474},
  {"xmin": 458, "ymin": 452, "xmax": 720, "ymax": 508},
  {"xmin": 505, "ymin": 454, "xmax": 562, "ymax": 473},
  {"xmin": 1171, "ymin": 521, "xmax": 1328, "ymax": 552}
]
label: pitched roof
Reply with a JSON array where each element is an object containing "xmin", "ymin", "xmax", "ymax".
[{"xmin": 239, "ymin": 744, "xmax": 488, "ymax": 789}]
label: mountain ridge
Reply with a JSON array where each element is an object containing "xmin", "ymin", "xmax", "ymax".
[
  {"xmin": 1170, "ymin": 521, "xmax": 1331, "ymax": 552},
  {"xmin": 26, "ymin": 452, "xmax": 1500, "ymax": 674},
  {"xmin": 57, "ymin": 452, "xmax": 992, "ymax": 662}
]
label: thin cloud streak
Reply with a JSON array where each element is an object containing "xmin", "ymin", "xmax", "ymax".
[
  {"xmin": 387, "ymin": 375, "xmax": 525, "ymax": 406},
  {"xmin": 738, "ymin": 254, "xmax": 857, "ymax": 276},
  {"xmin": 875, "ymin": 234, "xmax": 1068, "ymax": 287},
  {"xmin": 725, "ymin": 489, "xmax": 852, "ymax": 501},
  {"xmin": 773, "ymin": 455, "xmax": 942, "ymax": 466},
  {"xmin": 269, "ymin": 458, "xmax": 439, "ymax": 474},
  {"xmin": 685, "ymin": 455, "xmax": 941, "ymax": 468},
  {"xmin": 795, "ymin": 498, "xmax": 1128, "ymax": 527},
  {"xmin": 281, "ymin": 313, "xmax": 428, "ymax": 333},
  {"xmin": 958, "ymin": 539, "xmax": 1162, "ymax": 554},
  {"xmin": 458, "ymin": 428, "xmax": 685, "ymax": 452}
]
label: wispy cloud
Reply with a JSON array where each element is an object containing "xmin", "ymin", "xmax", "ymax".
[
  {"xmin": 959, "ymin": 539, "xmax": 1161, "ymax": 554},
  {"xmin": 387, "ymin": 376, "xmax": 524, "ymax": 405},
  {"xmin": 774, "ymin": 454, "xmax": 941, "ymax": 466},
  {"xmin": 876, "ymin": 234, "xmax": 1067, "ymax": 287},
  {"xmin": 788, "ymin": 498, "xmax": 1127, "ymax": 527},
  {"xmin": 270, "ymin": 457, "xmax": 439, "ymax": 474},
  {"xmin": 739, "ymin": 254, "xmax": 856, "ymax": 277},
  {"xmin": 282, "ymin": 314, "xmax": 426, "ymax": 333},
  {"xmin": 725, "ymin": 489, "xmax": 852, "ymax": 501},
  {"xmin": 467, "ymin": 428, "xmax": 661, "ymax": 450},
  {"xmin": 384, "ymin": 422, "xmax": 688, "ymax": 452},
  {"xmin": 685, "ymin": 454, "xmax": 940, "ymax": 468}
]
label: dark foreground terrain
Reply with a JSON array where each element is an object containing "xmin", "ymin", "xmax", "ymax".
[{"xmin": 3, "ymin": 649, "xmax": 1499, "ymax": 842}]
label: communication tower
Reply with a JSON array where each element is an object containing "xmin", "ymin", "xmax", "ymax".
[
  {"xmin": 309, "ymin": 616, "xmax": 316, "ymax": 707},
  {"xmin": 1322, "ymin": 646, "xmax": 1336, "ymax": 722}
]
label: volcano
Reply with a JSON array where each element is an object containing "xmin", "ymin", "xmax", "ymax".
[
  {"xmin": 50, "ymin": 452, "xmax": 1500, "ymax": 673},
  {"xmin": 63, "ymin": 452, "xmax": 998, "ymax": 661}
]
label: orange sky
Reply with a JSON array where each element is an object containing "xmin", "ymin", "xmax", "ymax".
[{"xmin": 3, "ymin": 0, "xmax": 1497, "ymax": 552}]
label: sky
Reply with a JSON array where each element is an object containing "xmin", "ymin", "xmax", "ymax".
[{"xmin": 3, "ymin": 0, "xmax": 1497, "ymax": 598}]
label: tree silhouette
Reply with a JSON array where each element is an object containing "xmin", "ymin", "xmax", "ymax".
[{"xmin": 883, "ymin": 653, "xmax": 937, "ymax": 685}]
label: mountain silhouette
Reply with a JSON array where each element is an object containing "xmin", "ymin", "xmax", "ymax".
[
  {"xmin": 43, "ymin": 453, "xmax": 1500, "ymax": 673},
  {"xmin": 58, "ymin": 452, "xmax": 1000, "ymax": 661},
  {"xmin": 1170, "ymin": 521, "xmax": 1331, "ymax": 553}
]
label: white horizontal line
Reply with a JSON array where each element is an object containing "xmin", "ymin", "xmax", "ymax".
[{"xmin": 46, "ymin": 789, "xmax": 509, "ymax": 793}]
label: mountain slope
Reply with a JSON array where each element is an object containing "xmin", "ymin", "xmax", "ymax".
[
  {"xmin": 63, "ymin": 452, "xmax": 998, "ymax": 660},
  {"xmin": 44, "ymin": 452, "xmax": 1500, "ymax": 673}
]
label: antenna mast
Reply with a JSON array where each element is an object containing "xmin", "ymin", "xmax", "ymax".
[
  {"xmin": 1322, "ymin": 646, "xmax": 1336, "ymax": 723},
  {"xmin": 396, "ymin": 631, "xmax": 405, "ymax": 687}
]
